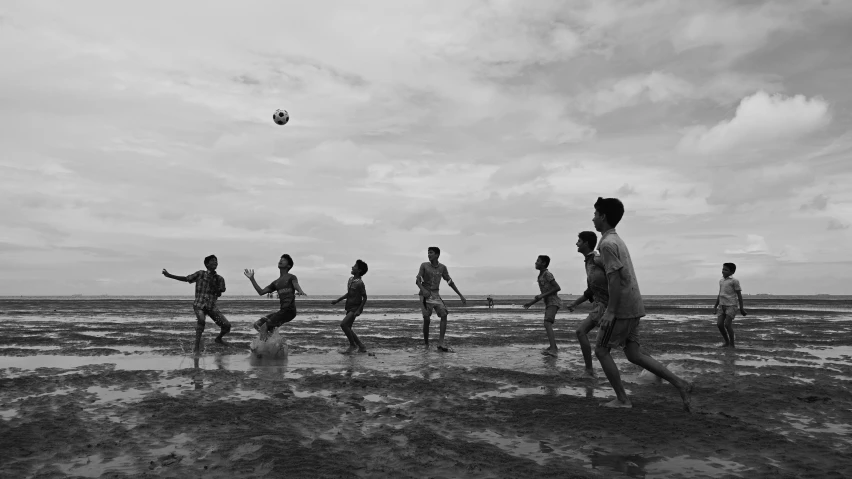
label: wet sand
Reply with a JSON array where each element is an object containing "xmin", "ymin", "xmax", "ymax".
[{"xmin": 1, "ymin": 297, "xmax": 851, "ymax": 478}]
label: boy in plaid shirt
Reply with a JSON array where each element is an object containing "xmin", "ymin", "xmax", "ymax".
[{"xmin": 162, "ymin": 254, "xmax": 231, "ymax": 354}]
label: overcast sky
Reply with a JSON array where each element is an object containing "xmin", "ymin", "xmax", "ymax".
[{"xmin": 1, "ymin": 1, "xmax": 851, "ymax": 296}]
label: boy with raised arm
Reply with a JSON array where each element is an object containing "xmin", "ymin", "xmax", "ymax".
[
  {"xmin": 714, "ymin": 262, "xmax": 747, "ymax": 348},
  {"xmin": 523, "ymin": 255, "xmax": 563, "ymax": 357},
  {"xmin": 331, "ymin": 259, "xmax": 369, "ymax": 354},
  {"xmin": 244, "ymin": 254, "xmax": 306, "ymax": 338},
  {"xmin": 592, "ymin": 197, "xmax": 693, "ymax": 411},
  {"xmin": 565, "ymin": 231, "xmax": 609, "ymax": 378},
  {"xmin": 162, "ymin": 254, "xmax": 231, "ymax": 355},
  {"xmin": 416, "ymin": 246, "xmax": 467, "ymax": 352}
]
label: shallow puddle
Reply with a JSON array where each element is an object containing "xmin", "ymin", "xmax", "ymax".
[
  {"xmin": 55, "ymin": 454, "xmax": 136, "ymax": 478},
  {"xmin": 87, "ymin": 386, "xmax": 148, "ymax": 404}
]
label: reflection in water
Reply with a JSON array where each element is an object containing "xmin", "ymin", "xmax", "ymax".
[{"xmin": 590, "ymin": 450, "xmax": 659, "ymax": 478}]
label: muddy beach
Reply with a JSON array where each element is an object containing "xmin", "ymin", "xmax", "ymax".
[{"xmin": 1, "ymin": 296, "xmax": 851, "ymax": 478}]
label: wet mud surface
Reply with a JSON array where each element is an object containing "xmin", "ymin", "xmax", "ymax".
[{"xmin": 1, "ymin": 297, "xmax": 851, "ymax": 478}]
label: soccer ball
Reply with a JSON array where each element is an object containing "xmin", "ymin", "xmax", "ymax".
[{"xmin": 273, "ymin": 109, "xmax": 289, "ymax": 125}]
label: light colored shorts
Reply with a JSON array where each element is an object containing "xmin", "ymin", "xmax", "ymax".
[
  {"xmin": 420, "ymin": 291, "xmax": 448, "ymax": 317},
  {"xmin": 596, "ymin": 317, "xmax": 641, "ymax": 349},
  {"xmin": 544, "ymin": 305, "xmax": 559, "ymax": 324},
  {"xmin": 717, "ymin": 305, "xmax": 738, "ymax": 322}
]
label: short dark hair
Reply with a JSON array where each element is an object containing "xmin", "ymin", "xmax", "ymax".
[
  {"xmin": 594, "ymin": 197, "xmax": 625, "ymax": 227},
  {"xmin": 723, "ymin": 262, "xmax": 736, "ymax": 273},
  {"xmin": 356, "ymin": 259, "xmax": 368, "ymax": 275},
  {"xmin": 538, "ymin": 255, "xmax": 551, "ymax": 268},
  {"xmin": 578, "ymin": 231, "xmax": 598, "ymax": 249},
  {"xmin": 204, "ymin": 255, "xmax": 217, "ymax": 267},
  {"xmin": 428, "ymin": 246, "xmax": 441, "ymax": 257},
  {"xmin": 280, "ymin": 254, "xmax": 294, "ymax": 268}
]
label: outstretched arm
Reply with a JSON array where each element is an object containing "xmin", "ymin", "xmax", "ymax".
[
  {"xmin": 448, "ymin": 281, "xmax": 466, "ymax": 305},
  {"xmin": 244, "ymin": 269, "xmax": 273, "ymax": 296},
  {"xmin": 292, "ymin": 278, "xmax": 307, "ymax": 296},
  {"xmin": 162, "ymin": 269, "xmax": 188, "ymax": 282},
  {"xmin": 331, "ymin": 291, "xmax": 348, "ymax": 305}
]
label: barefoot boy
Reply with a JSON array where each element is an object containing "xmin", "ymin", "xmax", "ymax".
[
  {"xmin": 523, "ymin": 255, "xmax": 563, "ymax": 357},
  {"xmin": 331, "ymin": 259, "xmax": 369, "ymax": 353},
  {"xmin": 592, "ymin": 197, "xmax": 693, "ymax": 411},
  {"xmin": 714, "ymin": 262, "xmax": 747, "ymax": 348},
  {"xmin": 416, "ymin": 247, "xmax": 467, "ymax": 351},
  {"xmin": 564, "ymin": 231, "xmax": 609, "ymax": 378},
  {"xmin": 162, "ymin": 255, "xmax": 231, "ymax": 354},
  {"xmin": 244, "ymin": 254, "xmax": 306, "ymax": 338}
]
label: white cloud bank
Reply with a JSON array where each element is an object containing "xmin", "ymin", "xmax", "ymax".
[{"xmin": 679, "ymin": 91, "xmax": 830, "ymax": 154}]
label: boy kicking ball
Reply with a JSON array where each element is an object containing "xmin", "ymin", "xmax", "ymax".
[{"xmin": 331, "ymin": 260, "xmax": 369, "ymax": 354}]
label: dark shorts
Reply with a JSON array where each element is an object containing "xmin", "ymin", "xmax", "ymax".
[
  {"xmin": 260, "ymin": 307, "xmax": 297, "ymax": 329},
  {"xmin": 596, "ymin": 317, "xmax": 641, "ymax": 349},
  {"xmin": 344, "ymin": 306, "xmax": 362, "ymax": 317},
  {"xmin": 543, "ymin": 305, "xmax": 559, "ymax": 324}
]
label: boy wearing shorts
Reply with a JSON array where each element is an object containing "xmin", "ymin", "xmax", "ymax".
[
  {"xmin": 592, "ymin": 197, "xmax": 693, "ymax": 411},
  {"xmin": 331, "ymin": 259, "xmax": 369, "ymax": 354},
  {"xmin": 714, "ymin": 262, "xmax": 747, "ymax": 348},
  {"xmin": 162, "ymin": 254, "xmax": 231, "ymax": 355},
  {"xmin": 523, "ymin": 255, "xmax": 562, "ymax": 357},
  {"xmin": 565, "ymin": 231, "xmax": 609, "ymax": 378},
  {"xmin": 416, "ymin": 246, "xmax": 467, "ymax": 351},
  {"xmin": 244, "ymin": 254, "xmax": 306, "ymax": 338}
]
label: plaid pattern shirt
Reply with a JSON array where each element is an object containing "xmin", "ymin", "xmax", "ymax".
[{"xmin": 186, "ymin": 270, "xmax": 226, "ymax": 309}]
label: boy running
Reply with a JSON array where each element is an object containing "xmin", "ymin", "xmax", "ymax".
[
  {"xmin": 592, "ymin": 197, "xmax": 693, "ymax": 411},
  {"xmin": 416, "ymin": 246, "xmax": 467, "ymax": 352},
  {"xmin": 244, "ymin": 254, "xmax": 306, "ymax": 338},
  {"xmin": 331, "ymin": 259, "xmax": 369, "ymax": 354},
  {"xmin": 162, "ymin": 255, "xmax": 231, "ymax": 355},
  {"xmin": 565, "ymin": 231, "xmax": 609, "ymax": 378},
  {"xmin": 714, "ymin": 262, "xmax": 747, "ymax": 348},
  {"xmin": 523, "ymin": 255, "xmax": 563, "ymax": 357}
]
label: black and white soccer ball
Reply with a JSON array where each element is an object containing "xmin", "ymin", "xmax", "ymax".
[{"xmin": 273, "ymin": 109, "xmax": 289, "ymax": 125}]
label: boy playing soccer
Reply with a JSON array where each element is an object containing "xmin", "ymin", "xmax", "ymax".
[
  {"xmin": 565, "ymin": 231, "xmax": 609, "ymax": 378},
  {"xmin": 523, "ymin": 255, "xmax": 563, "ymax": 357},
  {"xmin": 162, "ymin": 255, "xmax": 231, "ymax": 355},
  {"xmin": 714, "ymin": 262, "xmax": 747, "ymax": 348},
  {"xmin": 592, "ymin": 197, "xmax": 693, "ymax": 411},
  {"xmin": 416, "ymin": 246, "xmax": 467, "ymax": 352},
  {"xmin": 244, "ymin": 254, "xmax": 307, "ymax": 338},
  {"xmin": 331, "ymin": 259, "xmax": 369, "ymax": 354}
]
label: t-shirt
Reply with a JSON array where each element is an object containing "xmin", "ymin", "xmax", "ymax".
[
  {"xmin": 418, "ymin": 262, "xmax": 452, "ymax": 292},
  {"xmin": 583, "ymin": 252, "xmax": 609, "ymax": 305},
  {"xmin": 537, "ymin": 269, "xmax": 563, "ymax": 308},
  {"xmin": 598, "ymin": 229, "xmax": 645, "ymax": 319},
  {"xmin": 268, "ymin": 273, "xmax": 298, "ymax": 310},
  {"xmin": 344, "ymin": 276, "xmax": 367, "ymax": 311},
  {"xmin": 718, "ymin": 277, "xmax": 742, "ymax": 307}
]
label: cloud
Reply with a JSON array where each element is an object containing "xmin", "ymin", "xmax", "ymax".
[
  {"xmin": 679, "ymin": 91, "xmax": 830, "ymax": 154},
  {"xmin": 724, "ymin": 235, "xmax": 771, "ymax": 255},
  {"xmin": 827, "ymin": 219, "xmax": 850, "ymax": 231},
  {"xmin": 800, "ymin": 194, "xmax": 829, "ymax": 211},
  {"xmin": 578, "ymin": 72, "xmax": 694, "ymax": 115},
  {"xmin": 616, "ymin": 184, "xmax": 636, "ymax": 196}
]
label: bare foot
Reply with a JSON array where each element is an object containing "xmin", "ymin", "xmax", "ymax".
[
  {"xmin": 679, "ymin": 381, "xmax": 694, "ymax": 412},
  {"xmin": 340, "ymin": 345, "xmax": 357, "ymax": 355},
  {"xmin": 541, "ymin": 348, "xmax": 558, "ymax": 357},
  {"xmin": 717, "ymin": 343, "xmax": 730, "ymax": 348},
  {"xmin": 214, "ymin": 337, "xmax": 228, "ymax": 345},
  {"xmin": 601, "ymin": 398, "xmax": 632, "ymax": 408},
  {"xmin": 357, "ymin": 345, "xmax": 367, "ymax": 353},
  {"xmin": 575, "ymin": 369, "xmax": 596, "ymax": 380}
]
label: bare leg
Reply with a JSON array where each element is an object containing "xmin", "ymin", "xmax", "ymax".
[
  {"xmin": 724, "ymin": 316, "xmax": 736, "ymax": 348},
  {"xmin": 624, "ymin": 342, "xmax": 692, "ymax": 412},
  {"xmin": 595, "ymin": 345, "xmax": 631, "ymax": 407},
  {"xmin": 543, "ymin": 321, "xmax": 558, "ymax": 354},
  {"xmin": 576, "ymin": 320, "xmax": 597, "ymax": 377},
  {"xmin": 340, "ymin": 312, "xmax": 358, "ymax": 353},
  {"xmin": 422, "ymin": 315, "xmax": 431, "ymax": 345},
  {"xmin": 716, "ymin": 315, "xmax": 730, "ymax": 346},
  {"xmin": 438, "ymin": 314, "xmax": 448, "ymax": 348},
  {"xmin": 193, "ymin": 309, "xmax": 206, "ymax": 356}
]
